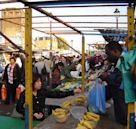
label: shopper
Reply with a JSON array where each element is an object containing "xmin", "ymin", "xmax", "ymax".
[
  {"xmin": 100, "ymin": 41, "xmax": 128, "ymax": 125},
  {"xmin": 3, "ymin": 56, "xmax": 21, "ymax": 104}
]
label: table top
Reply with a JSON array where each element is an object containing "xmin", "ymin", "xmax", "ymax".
[
  {"xmin": 45, "ymin": 93, "xmax": 88, "ymax": 106},
  {"xmin": 34, "ymin": 115, "xmax": 79, "ymax": 129}
]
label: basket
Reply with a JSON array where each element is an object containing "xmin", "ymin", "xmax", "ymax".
[{"xmin": 53, "ymin": 113, "xmax": 69, "ymax": 123}]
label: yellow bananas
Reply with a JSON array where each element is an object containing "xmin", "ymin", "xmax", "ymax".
[
  {"xmin": 79, "ymin": 120, "xmax": 92, "ymax": 129},
  {"xmin": 55, "ymin": 108, "xmax": 66, "ymax": 112},
  {"xmin": 76, "ymin": 123, "xmax": 88, "ymax": 129},
  {"xmin": 52, "ymin": 108, "xmax": 66, "ymax": 116},
  {"xmin": 62, "ymin": 101, "xmax": 72, "ymax": 110},
  {"xmin": 75, "ymin": 95, "xmax": 86, "ymax": 105},
  {"xmin": 84, "ymin": 112, "xmax": 100, "ymax": 122},
  {"xmin": 52, "ymin": 108, "xmax": 69, "ymax": 123},
  {"xmin": 86, "ymin": 112, "xmax": 100, "ymax": 119},
  {"xmin": 76, "ymin": 111, "xmax": 100, "ymax": 129}
]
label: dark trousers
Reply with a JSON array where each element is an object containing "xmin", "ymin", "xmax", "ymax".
[
  {"xmin": 106, "ymin": 86, "xmax": 128, "ymax": 125},
  {"xmin": 6, "ymin": 83, "xmax": 17, "ymax": 104}
]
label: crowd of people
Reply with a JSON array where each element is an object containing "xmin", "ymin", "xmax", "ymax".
[
  {"xmin": 0, "ymin": 40, "xmax": 135, "ymax": 126},
  {"xmin": 0, "ymin": 52, "xmax": 105, "ymax": 120}
]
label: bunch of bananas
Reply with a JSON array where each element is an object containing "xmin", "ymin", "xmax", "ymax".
[
  {"xmin": 74, "ymin": 95, "xmax": 87, "ymax": 105},
  {"xmin": 52, "ymin": 108, "xmax": 69, "ymax": 123},
  {"xmin": 52, "ymin": 108, "xmax": 66, "ymax": 116},
  {"xmin": 61, "ymin": 101, "xmax": 73, "ymax": 110},
  {"xmin": 83, "ymin": 112, "xmax": 100, "ymax": 122},
  {"xmin": 76, "ymin": 120, "xmax": 92, "ymax": 129},
  {"xmin": 76, "ymin": 112, "xmax": 100, "ymax": 129}
]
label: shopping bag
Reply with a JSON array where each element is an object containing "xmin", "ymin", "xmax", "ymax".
[
  {"xmin": 1, "ymin": 84, "xmax": 7, "ymax": 101},
  {"xmin": 88, "ymin": 78, "xmax": 106, "ymax": 114},
  {"xmin": 16, "ymin": 86, "xmax": 21, "ymax": 100}
]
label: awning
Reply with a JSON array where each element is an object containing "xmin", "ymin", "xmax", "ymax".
[{"xmin": 98, "ymin": 29, "xmax": 135, "ymax": 42}]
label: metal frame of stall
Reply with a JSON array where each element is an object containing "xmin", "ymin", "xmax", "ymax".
[{"xmin": 0, "ymin": 1, "xmax": 135, "ymax": 129}]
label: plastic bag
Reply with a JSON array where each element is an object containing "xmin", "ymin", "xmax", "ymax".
[
  {"xmin": 88, "ymin": 78, "xmax": 106, "ymax": 114},
  {"xmin": 16, "ymin": 87, "xmax": 21, "ymax": 100},
  {"xmin": 1, "ymin": 84, "xmax": 7, "ymax": 101}
]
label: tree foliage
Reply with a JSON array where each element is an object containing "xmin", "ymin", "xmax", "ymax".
[{"xmin": 57, "ymin": 37, "xmax": 69, "ymax": 50}]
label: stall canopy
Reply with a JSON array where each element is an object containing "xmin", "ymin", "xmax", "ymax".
[
  {"xmin": 98, "ymin": 29, "xmax": 136, "ymax": 42},
  {"xmin": 0, "ymin": 45, "xmax": 19, "ymax": 53},
  {"xmin": 26, "ymin": 0, "xmax": 134, "ymax": 6},
  {"xmin": 0, "ymin": 0, "xmax": 135, "ymax": 48}
]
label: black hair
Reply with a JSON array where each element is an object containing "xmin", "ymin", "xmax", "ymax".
[
  {"xmin": 15, "ymin": 54, "xmax": 20, "ymax": 58},
  {"xmin": 32, "ymin": 74, "xmax": 41, "ymax": 90},
  {"xmin": 52, "ymin": 62, "xmax": 64, "ymax": 72},
  {"xmin": 10, "ymin": 56, "xmax": 16, "ymax": 62},
  {"xmin": 105, "ymin": 41, "xmax": 122, "ymax": 54},
  {"xmin": 78, "ymin": 59, "xmax": 82, "ymax": 63},
  {"xmin": 57, "ymin": 62, "xmax": 64, "ymax": 67}
]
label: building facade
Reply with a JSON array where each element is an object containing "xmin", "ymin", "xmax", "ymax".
[{"xmin": 1, "ymin": 8, "xmax": 24, "ymax": 47}]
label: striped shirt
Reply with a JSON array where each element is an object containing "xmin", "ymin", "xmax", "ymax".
[{"xmin": 7, "ymin": 64, "xmax": 14, "ymax": 84}]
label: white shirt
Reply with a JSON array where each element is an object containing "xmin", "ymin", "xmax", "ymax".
[
  {"xmin": 16, "ymin": 57, "xmax": 22, "ymax": 68},
  {"xmin": 35, "ymin": 60, "xmax": 51, "ymax": 74},
  {"xmin": 76, "ymin": 63, "xmax": 82, "ymax": 73}
]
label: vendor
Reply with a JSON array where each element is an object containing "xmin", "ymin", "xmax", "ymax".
[{"xmin": 16, "ymin": 74, "xmax": 81, "ymax": 120}]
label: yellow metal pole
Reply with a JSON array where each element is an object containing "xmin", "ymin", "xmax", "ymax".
[
  {"xmin": 81, "ymin": 35, "xmax": 85, "ymax": 93},
  {"xmin": 127, "ymin": 7, "xmax": 135, "ymax": 50},
  {"xmin": 127, "ymin": 6, "xmax": 135, "ymax": 129},
  {"xmin": 25, "ymin": 8, "xmax": 33, "ymax": 129}
]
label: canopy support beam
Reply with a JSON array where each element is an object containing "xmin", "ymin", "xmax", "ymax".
[
  {"xmin": 25, "ymin": 7, "xmax": 32, "ymax": 129},
  {"xmin": 127, "ymin": 5, "xmax": 135, "ymax": 129},
  {"xmin": 81, "ymin": 35, "xmax": 85, "ymax": 93}
]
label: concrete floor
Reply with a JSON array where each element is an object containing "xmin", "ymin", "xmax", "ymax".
[
  {"xmin": 95, "ymin": 106, "xmax": 125, "ymax": 129},
  {"xmin": 0, "ymin": 101, "xmax": 15, "ymax": 116}
]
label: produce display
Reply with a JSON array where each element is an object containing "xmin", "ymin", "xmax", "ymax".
[
  {"xmin": 83, "ymin": 112, "xmax": 100, "ymax": 122},
  {"xmin": 76, "ymin": 120, "xmax": 93, "ymax": 129},
  {"xmin": 61, "ymin": 95, "xmax": 87, "ymax": 110},
  {"xmin": 61, "ymin": 100, "xmax": 73, "ymax": 110},
  {"xmin": 58, "ymin": 76, "xmax": 94, "ymax": 92},
  {"xmin": 52, "ymin": 108, "xmax": 69, "ymax": 123},
  {"xmin": 59, "ymin": 82, "xmax": 80, "ymax": 91},
  {"xmin": 74, "ymin": 96, "xmax": 87, "ymax": 105},
  {"xmin": 52, "ymin": 75, "xmax": 98, "ymax": 127},
  {"xmin": 76, "ymin": 112, "xmax": 100, "ymax": 129}
]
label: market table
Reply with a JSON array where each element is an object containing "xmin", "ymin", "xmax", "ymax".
[
  {"xmin": 34, "ymin": 93, "xmax": 87, "ymax": 129},
  {"xmin": 33, "ymin": 104, "xmax": 125, "ymax": 129},
  {"xmin": 33, "ymin": 111, "xmax": 125, "ymax": 129},
  {"xmin": 34, "ymin": 81, "xmax": 125, "ymax": 129},
  {"xmin": 46, "ymin": 94, "xmax": 84, "ymax": 106},
  {"xmin": 33, "ymin": 114, "xmax": 79, "ymax": 129}
]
